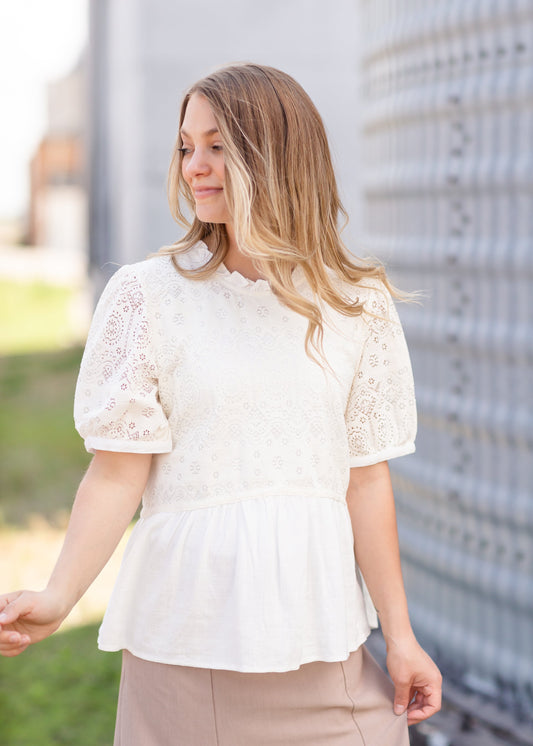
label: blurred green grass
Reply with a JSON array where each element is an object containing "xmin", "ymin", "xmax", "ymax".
[
  {"xmin": 0, "ymin": 346, "xmax": 91, "ymax": 527},
  {"xmin": 0, "ymin": 280, "xmax": 78, "ymax": 355},
  {"xmin": 0, "ymin": 624, "xmax": 120, "ymax": 746},
  {"xmin": 0, "ymin": 277, "xmax": 91, "ymax": 526}
]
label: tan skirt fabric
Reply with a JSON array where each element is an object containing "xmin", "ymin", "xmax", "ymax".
[{"xmin": 113, "ymin": 645, "xmax": 409, "ymax": 746}]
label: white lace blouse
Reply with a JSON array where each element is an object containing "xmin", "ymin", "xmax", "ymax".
[{"xmin": 74, "ymin": 242, "xmax": 417, "ymax": 672}]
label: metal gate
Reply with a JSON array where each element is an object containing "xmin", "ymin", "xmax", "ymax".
[{"xmin": 358, "ymin": 1, "xmax": 533, "ymax": 741}]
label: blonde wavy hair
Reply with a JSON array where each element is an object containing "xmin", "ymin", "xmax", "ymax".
[{"xmin": 159, "ymin": 63, "xmax": 395, "ymax": 358}]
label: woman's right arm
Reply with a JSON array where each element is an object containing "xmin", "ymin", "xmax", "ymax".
[{"xmin": 0, "ymin": 450, "xmax": 152, "ymax": 657}]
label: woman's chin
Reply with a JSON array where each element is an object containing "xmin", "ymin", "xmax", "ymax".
[{"xmin": 195, "ymin": 211, "xmax": 229, "ymax": 227}]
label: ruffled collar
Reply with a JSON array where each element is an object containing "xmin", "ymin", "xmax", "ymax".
[
  {"xmin": 199, "ymin": 241, "xmax": 271, "ymax": 291},
  {"xmin": 177, "ymin": 241, "xmax": 308, "ymax": 294}
]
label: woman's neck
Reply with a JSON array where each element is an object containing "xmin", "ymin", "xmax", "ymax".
[{"xmin": 216, "ymin": 223, "xmax": 265, "ymax": 282}]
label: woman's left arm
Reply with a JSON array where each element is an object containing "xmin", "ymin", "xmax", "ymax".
[{"xmin": 346, "ymin": 460, "xmax": 442, "ymax": 725}]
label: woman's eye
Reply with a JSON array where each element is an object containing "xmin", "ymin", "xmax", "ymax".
[
  {"xmin": 211, "ymin": 145, "xmax": 223, "ymax": 152},
  {"xmin": 179, "ymin": 146, "xmax": 192, "ymax": 155}
]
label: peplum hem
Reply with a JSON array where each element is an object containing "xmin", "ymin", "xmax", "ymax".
[
  {"xmin": 98, "ymin": 634, "xmax": 373, "ymax": 674},
  {"xmin": 97, "ymin": 494, "xmax": 378, "ymax": 673}
]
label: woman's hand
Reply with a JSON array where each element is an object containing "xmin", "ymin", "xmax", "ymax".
[
  {"xmin": 385, "ymin": 634, "xmax": 442, "ymax": 725},
  {"xmin": 0, "ymin": 588, "xmax": 68, "ymax": 657}
]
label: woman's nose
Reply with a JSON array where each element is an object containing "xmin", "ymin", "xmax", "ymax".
[{"xmin": 184, "ymin": 148, "xmax": 210, "ymax": 177}]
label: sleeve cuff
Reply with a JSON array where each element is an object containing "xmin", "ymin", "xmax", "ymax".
[
  {"xmin": 83, "ymin": 435, "xmax": 173, "ymax": 456},
  {"xmin": 349, "ymin": 442, "xmax": 415, "ymax": 468}
]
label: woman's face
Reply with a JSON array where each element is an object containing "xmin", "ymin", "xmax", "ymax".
[{"xmin": 180, "ymin": 93, "xmax": 232, "ymax": 226}]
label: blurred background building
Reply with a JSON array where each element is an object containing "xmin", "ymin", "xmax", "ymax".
[{"xmin": 28, "ymin": 58, "xmax": 87, "ymax": 253}]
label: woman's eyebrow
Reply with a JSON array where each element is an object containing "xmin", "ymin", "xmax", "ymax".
[{"xmin": 180, "ymin": 127, "xmax": 220, "ymax": 138}]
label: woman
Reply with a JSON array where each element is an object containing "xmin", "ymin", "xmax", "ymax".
[{"xmin": 0, "ymin": 63, "xmax": 441, "ymax": 745}]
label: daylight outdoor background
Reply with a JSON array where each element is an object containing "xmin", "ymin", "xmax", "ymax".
[{"xmin": 1, "ymin": 2, "xmax": 532, "ymax": 746}]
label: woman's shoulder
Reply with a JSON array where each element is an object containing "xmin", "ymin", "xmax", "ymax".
[
  {"xmin": 353, "ymin": 276, "xmax": 394, "ymax": 316},
  {"xmin": 104, "ymin": 248, "xmax": 201, "ymax": 298},
  {"xmin": 101, "ymin": 245, "xmax": 215, "ymax": 317},
  {"xmin": 328, "ymin": 269, "xmax": 393, "ymax": 317},
  {"xmin": 126, "ymin": 242, "xmax": 211, "ymax": 284},
  {"xmin": 91, "ymin": 255, "xmax": 185, "ymax": 327},
  {"xmin": 111, "ymin": 253, "xmax": 174, "ymax": 285}
]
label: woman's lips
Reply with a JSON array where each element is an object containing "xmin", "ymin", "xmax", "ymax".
[{"xmin": 193, "ymin": 187, "xmax": 223, "ymax": 199}]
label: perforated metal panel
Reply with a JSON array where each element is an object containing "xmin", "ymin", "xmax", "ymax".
[{"xmin": 358, "ymin": 0, "xmax": 533, "ymax": 729}]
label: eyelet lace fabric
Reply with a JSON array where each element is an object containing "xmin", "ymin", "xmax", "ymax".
[{"xmin": 74, "ymin": 243, "xmax": 416, "ymax": 672}]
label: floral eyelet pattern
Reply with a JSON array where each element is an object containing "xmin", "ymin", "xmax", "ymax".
[{"xmin": 74, "ymin": 244, "xmax": 417, "ymax": 671}]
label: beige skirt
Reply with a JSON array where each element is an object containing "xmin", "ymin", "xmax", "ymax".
[{"xmin": 114, "ymin": 645, "xmax": 409, "ymax": 746}]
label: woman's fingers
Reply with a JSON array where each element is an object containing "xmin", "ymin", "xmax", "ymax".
[
  {"xmin": 0, "ymin": 589, "xmax": 67, "ymax": 656},
  {"xmin": 407, "ymin": 689, "xmax": 442, "ymax": 725},
  {"xmin": 404, "ymin": 683, "xmax": 441, "ymax": 725},
  {"xmin": 0, "ymin": 591, "xmax": 31, "ymax": 626},
  {"xmin": 0, "ymin": 627, "xmax": 32, "ymax": 656},
  {"xmin": 0, "ymin": 591, "xmax": 36, "ymax": 656},
  {"xmin": 392, "ymin": 677, "xmax": 413, "ymax": 715},
  {"xmin": 0, "ymin": 630, "xmax": 31, "ymax": 645}
]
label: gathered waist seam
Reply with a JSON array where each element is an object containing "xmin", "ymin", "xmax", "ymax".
[{"xmin": 141, "ymin": 491, "xmax": 347, "ymax": 517}]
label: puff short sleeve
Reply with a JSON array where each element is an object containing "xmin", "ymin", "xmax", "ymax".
[
  {"xmin": 345, "ymin": 281, "xmax": 417, "ymax": 467},
  {"xmin": 74, "ymin": 265, "xmax": 172, "ymax": 455}
]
